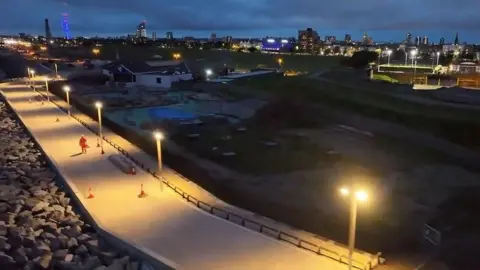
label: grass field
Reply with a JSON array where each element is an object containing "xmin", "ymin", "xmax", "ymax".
[
  {"xmin": 232, "ymin": 75, "xmax": 480, "ymax": 149},
  {"xmin": 50, "ymin": 45, "xmax": 343, "ymax": 73}
]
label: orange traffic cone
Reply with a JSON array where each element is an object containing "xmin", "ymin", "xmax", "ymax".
[
  {"xmin": 129, "ymin": 166, "xmax": 136, "ymax": 175},
  {"xmin": 138, "ymin": 184, "xmax": 147, "ymax": 198},
  {"xmin": 87, "ymin": 187, "xmax": 95, "ymax": 199}
]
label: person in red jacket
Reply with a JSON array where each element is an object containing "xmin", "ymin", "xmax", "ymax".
[{"xmin": 79, "ymin": 135, "xmax": 88, "ymax": 154}]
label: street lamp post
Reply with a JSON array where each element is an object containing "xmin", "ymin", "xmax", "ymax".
[
  {"xmin": 404, "ymin": 51, "xmax": 408, "ymax": 66},
  {"xmin": 27, "ymin": 68, "xmax": 31, "ymax": 85},
  {"xmin": 339, "ymin": 187, "xmax": 368, "ymax": 270},
  {"xmin": 95, "ymin": 102, "xmax": 104, "ymax": 154},
  {"xmin": 63, "ymin": 86, "xmax": 71, "ymax": 117},
  {"xmin": 277, "ymin": 58, "xmax": 283, "ymax": 69},
  {"xmin": 29, "ymin": 70, "xmax": 36, "ymax": 90},
  {"xmin": 54, "ymin": 63, "xmax": 58, "ymax": 78},
  {"xmin": 387, "ymin": 50, "xmax": 392, "ymax": 65},
  {"xmin": 44, "ymin": 78, "xmax": 50, "ymax": 102},
  {"xmin": 436, "ymin": 52, "xmax": 440, "ymax": 66},
  {"xmin": 153, "ymin": 131, "xmax": 164, "ymax": 191},
  {"xmin": 411, "ymin": 50, "xmax": 418, "ymax": 84},
  {"xmin": 205, "ymin": 69, "xmax": 213, "ymax": 81}
]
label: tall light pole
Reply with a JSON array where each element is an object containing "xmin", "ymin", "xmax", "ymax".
[
  {"xmin": 95, "ymin": 101, "xmax": 105, "ymax": 154},
  {"xmin": 153, "ymin": 131, "xmax": 164, "ymax": 191},
  {"xmin": 27, "ymin": 68, "xmax": 31, "ymax": 84},
  {"xmin": 411, "ymin": 50, "xmax": 418, "ymax": 83},
  {"xmin": 404, "ymin": 51, "xmax": 408, "ymax": 66},
  {"xmin": 339, "ymin": 187, "xmax": 368, "ymax": 270},
  {"xmin": 29, "ymin": 70, "xmax": 36, "ymax": 90},
  {"xmin": 205, "ymin": 69, "xmax": 213, "ymax": 81},
  {"xmin": 277, "ymin": 58, "xmax": 283, "ymax": 69},
  {"xmin": 63, "ymin": 86, "xmax": 71, "ymax": 117},
  {"xmin": 44, "ymin": 77, "xmax": 50, "ymax": 102},
  {"xmin": 54, "ymin": 63, "xmax": 58, "ymax": 78},
  {"xmin": 387, "ymin": 50, "xmax": 392, "ymax": 65},
  {"xmin": 436, "ymin": 51, "xmax": 440, "ymax": 66}
]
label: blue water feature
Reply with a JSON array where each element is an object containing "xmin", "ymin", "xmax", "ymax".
[{"xmin": 148, "ymin": 107, "xmax": 197, "ymax": 120}]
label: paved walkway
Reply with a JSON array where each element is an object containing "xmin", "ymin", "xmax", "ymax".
[{"xmin": 1, "ymin": 82, "xmax": 351, "ymax": 270}]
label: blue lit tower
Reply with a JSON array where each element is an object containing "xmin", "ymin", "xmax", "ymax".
[{"xmin": 61, "ymin": 13, "xmax": 71, "ymax": 39}]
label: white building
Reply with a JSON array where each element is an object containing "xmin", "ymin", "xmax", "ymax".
[
  {"xmin": 442, "ymin": 44, "xmax": 465, "ymax": 54},
  {"xmin": 101, "ymin": 60, "xmax": 193, "ymax": 88}
]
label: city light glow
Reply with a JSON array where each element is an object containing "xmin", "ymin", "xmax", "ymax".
[{"xmin": 95, "ymin": 101, "xmax": 103, "ymax": 109}]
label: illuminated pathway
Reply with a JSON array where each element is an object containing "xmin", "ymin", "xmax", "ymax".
[{"xmin": 1, "ymin": 82, "xmax": 349, "ymax": 270}]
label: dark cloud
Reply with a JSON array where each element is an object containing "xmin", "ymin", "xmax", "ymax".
[{"xmin": 1, "ymin": 0, "xmax": 479, "ymax": 40}]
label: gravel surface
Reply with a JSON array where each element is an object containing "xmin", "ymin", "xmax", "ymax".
[{"xmin": 0, "ymin": 99, "xmax": 142, "ymax": 269}]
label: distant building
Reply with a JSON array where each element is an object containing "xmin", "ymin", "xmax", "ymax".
[
  {"xmin": 166, "ymin": 32, "xmax": 173, "ymax": 40},
  {"xmin": 415, "ymin": 36, "xmax": 421, "ymax": 45},
  {"xmin": 183, "ymin": 36, "xmax": 195, "ymax": 44},
  {"xmin": 422, "ymin": 36, "xmax": 429, "ymax": 45},
  {"xmin": 324, "ymin": 36, "xmax": 336, "ymax": 44},
  {"xmin": 261, "ymin": 37, "xmax": 294, "ymax": 52},
  {"xmin": 298, "ymin": 28, "xmax": 319, "ymax": 53},
  {"xmin": 101, "ymin": 60, "xmax": 193, "ymax": 88},
  {"xmin": 439, "ymin": 38, "xmax": 445, "ymax": 45},
  {"xmin": 210, "ymin": 33, "xmax": 216, "ymax": 42},
  {"xmin": 442, "ymin": 44, "xmax": 465, "ymax": 53},
  {"xmin": 152, "ymin": 32, "xmax": 157, "ymax": 41},
  {"xmin": 136, "ymin": 21, "xmax": 147, "ymax": 38},
  {"xmin": 44, "ymin": 19, "xmax": 52, "ymax": 42},
  {"xmin": 454, "ymin": 32, "xmax": 459, "ymax": 45},
  {"xmin": 362, "ymin": 32, "xmax": 369, "ymax": 45},
  {"xmin": 405, "ymin": 32, "xmax": 412, "ymax": 45},
  {"xmin": 367, "ymin": 37, "xmax": 373, "ymax": 45},
  {"xmin": 344, "ymin": 34, "xmax": 352, "ymax": 44},
  {"xmin": 224, "ymin": 36, "xmax": 233, "ymax": 44}
]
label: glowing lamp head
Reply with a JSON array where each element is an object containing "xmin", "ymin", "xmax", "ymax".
[
  {"xmin": 205, "ymin": 69, "xmax": 213, "ymax": 76},
  {"xmin": 153, "ymin": 131, "xmax": 164, "ymax": 140},
  {"xmin": 63, "ymin": 86, "xmax": 70, "ymax": 92},
  {"xmin": 387, "ymin": 50, "xmax": 392, "ymax": 55},
  {"xmin": 339, "ymin": 187, "xmax": 349, "ymax": 196},
  {"xmin": 355, "ymin": 191, "xmax": 368, "ymax": 201},
  {"xmin": 278, "ymin": 58, "xmax": 283, "ymax": 64},
  {"xmin": 30, "ymin": 70, "xmax": 35, "ymax": 74},
  {"xmin": 95, "ymin": 101, "xmax": 103, "ymax": 109},
  {"xmin": 437, "ymin": 52, "xmax": 440, "ymax": 55},
  {"xmin": 411, "ymin": 50, "xmax": 417, "ymax": 56}
]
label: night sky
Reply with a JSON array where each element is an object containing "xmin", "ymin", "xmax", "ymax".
[{"xmin": 1, "ymin": 0, "xmax": 479, "ymax": 43}]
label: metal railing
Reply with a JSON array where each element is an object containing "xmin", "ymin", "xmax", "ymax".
[{"xmin": 31, "ymin": 82, "xmax": 381, "ymax": 270}]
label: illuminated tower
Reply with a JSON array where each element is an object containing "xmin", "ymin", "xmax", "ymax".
[{"xmin": 61, "ymin": 13, "xmax": 71, "ymax": 39}]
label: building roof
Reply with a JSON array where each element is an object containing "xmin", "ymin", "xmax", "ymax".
[{"xmin": 102, "ymin": 60, "xmax": 191, "ymax": 75}]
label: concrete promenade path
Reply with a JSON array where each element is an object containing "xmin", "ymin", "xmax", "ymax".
[{"xmin": 1, "ymin": 82, "xmax": 350, "ymax": 270}]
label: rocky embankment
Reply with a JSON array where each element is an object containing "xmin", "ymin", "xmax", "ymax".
[{"xmin": 0, "ymin": 99, "xmax": 140, "ymax": 269}]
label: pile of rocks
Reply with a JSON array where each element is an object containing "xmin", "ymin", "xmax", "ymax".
[{"xmin": 0, "ymin": 100, "xmax": 141, "ymax": 269}]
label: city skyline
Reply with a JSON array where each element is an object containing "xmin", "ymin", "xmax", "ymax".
[{"xmin": 1, "ymin": 0, "xmax": 480, "ymax": 43}]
